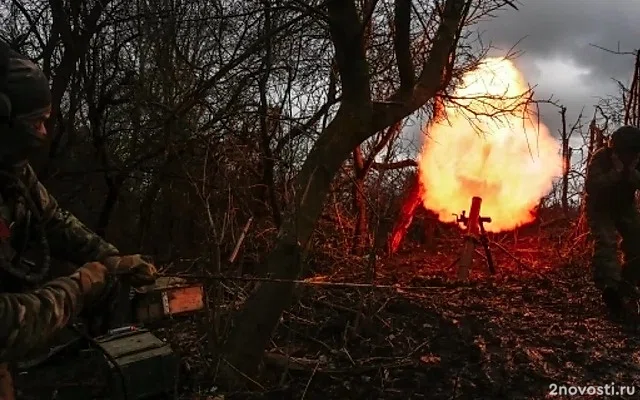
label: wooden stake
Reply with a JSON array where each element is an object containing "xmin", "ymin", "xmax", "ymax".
[
  {"xmin": 457, "ymin": 196, "xmax": 482, "ymax": 280},
  {"xmin": 229, "ymin": 217, "xmax": 253, "ymax": 263}
]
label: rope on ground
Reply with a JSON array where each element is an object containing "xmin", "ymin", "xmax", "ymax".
[{"xmin": 159, "ymin": 273, "xmax": 459, "ymax": 291}]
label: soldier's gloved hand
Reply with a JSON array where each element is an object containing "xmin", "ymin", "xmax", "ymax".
[
  {"xmin": 102, "ymin": 254, "xmax": 158, "ymax": 287},
  {"xmin": 73, "ymin": 262, "xmax": 117, "ymax": 308}
]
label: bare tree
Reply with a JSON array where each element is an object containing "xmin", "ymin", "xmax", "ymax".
[
  {"xmin": 220, "ymin": 0, "xmax": 518, "ymax": 383},
  {"xmin": 2, "ymin": 0, "xmax": 520, "ymax": 387}
]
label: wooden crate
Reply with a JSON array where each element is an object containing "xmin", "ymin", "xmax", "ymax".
[{"xmin": 133, "ymin": 277, "xmax": 205, "ymax": 323}]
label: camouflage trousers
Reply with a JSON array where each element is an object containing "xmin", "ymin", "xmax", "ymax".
[{"xmin": 587, "ymin": 206, "xmax": 640, "ymax": 291}]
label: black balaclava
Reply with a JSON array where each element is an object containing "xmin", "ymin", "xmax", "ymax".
[
  {"xmin": 609, "ymin": 125, "xmax": 640, "ymax": 165},
  {"xmin": 0, "ymin": 41, "xmax": 52, "ymax": 167}
]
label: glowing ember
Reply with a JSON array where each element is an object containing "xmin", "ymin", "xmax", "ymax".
[{"xmin": 418, "ymin": 57, "xmax": 563, "ymax": 232}]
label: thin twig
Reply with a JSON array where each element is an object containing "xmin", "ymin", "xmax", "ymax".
[
  {"xmin": 300, "ymin": 361, "xmax": 320, "ymax": 400},
  {"xmin": 221, "ymin": 358, "xmax": 266, "ymax": 390}
]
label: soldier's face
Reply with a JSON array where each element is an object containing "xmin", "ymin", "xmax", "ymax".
[
  {"xmin": 0, "ymin": 106, "xmax": 51, "ymax": 167},
  {"xmin": 16, "ymin": 106, "xmax": 50, "ymax": 138}
]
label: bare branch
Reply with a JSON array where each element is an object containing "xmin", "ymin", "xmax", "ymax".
[
  {"xmin": 371, "ymin": 159, "xmax": 417, "ymax": 170},
  {"xmin": 370, "ymin": 0, "xmax": 468, "ymax": 133},
  {"xmin": 589, "ymin": 42, "xmax": 638, "ymax": 56},
  {"xmin": 326, "ymin": 0, "xmax": 370, "ymax": 106}
]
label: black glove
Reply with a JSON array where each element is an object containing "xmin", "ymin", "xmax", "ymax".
[
  {"xmin": 103, "ymin": 254, "xmax": 158, "ymax": 287},
  {"xmin": 75, "ymin": 262, "xmax": 121, "ymax": 336}
]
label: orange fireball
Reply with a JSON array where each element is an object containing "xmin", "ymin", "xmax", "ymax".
[{"xmin": 417, "ymin": 57, "xmax": 563, "ymax": 232}]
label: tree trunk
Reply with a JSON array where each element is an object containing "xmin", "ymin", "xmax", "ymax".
[
  {"xmin": 624, "ymin": 52, "xmax": 640, "ymax": 126},
  {"xmin": 221, "ymin": 110, "xmax": 368, "ymax": 382},
  {"xmin": 221, "ymin": 0, "xmax": 469, "ymax": 385},
  {"xmin": 352, "ymin": 146, "xmax": 369, "ymax": 254},
  {"xmin": 387, "ymin": 94, "xmax": 446, "ymax": 254},
  {"xmin": 560, "ymin": 106, "xmax": 569, "ymax": 214},
  {"xmin": 44, "ymin": 0, "xmax": 114, "ymax": 174},
  {"xmin": 388, "ymin": 173, "xmax": 421, "ymax": 254},
  {"xmin": 257, "ymin": 1, "xmax": 282, "ymax": 227},
  {"xmin": 95, "ymin": 176, "xmax": 123, "ymax": 238}
]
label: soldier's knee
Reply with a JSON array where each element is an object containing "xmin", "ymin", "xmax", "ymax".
[
  {"xmin": 592, "ymin": 246, "xmax": 618, "ymax": 262},
  {"xmin": 591, "ymin": 258, "xmax": 622, "ymax": 289},
  {"xmin": 591, "ymin": 227, "xmax": 617, "ymax": 244}
]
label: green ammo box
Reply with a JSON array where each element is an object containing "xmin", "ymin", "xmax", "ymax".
[{"xmin": 95, "ymin": 328, "xmax": 179, "ymax": 399}]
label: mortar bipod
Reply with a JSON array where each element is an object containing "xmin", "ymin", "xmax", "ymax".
[
  {"xmin": 455, "ymin": 197, "xmax": 497, "ymax": 279},
  {"xmin": 477, "ymin": 216, "xmax": 496, "ymax": 275}
]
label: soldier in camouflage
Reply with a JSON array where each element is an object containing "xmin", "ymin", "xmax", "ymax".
[
  {"xmin": 585, "ymin": 125, "xmax": 640, "ymax": 318},
  {"xmin": 0, "ymin": 42, "xmax": 158, "ymax": 398}
]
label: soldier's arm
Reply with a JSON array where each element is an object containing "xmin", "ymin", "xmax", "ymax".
[
  {"xmin": 584, "ymin": 150, "xmax": 622, "ymax": 193},
  {"xmin": 0, "ymin": 273, "xmax": 84, "ymax": 363},
  {"xmin": 22, "ymin": 165, "xmax": 119, "ymax": 265},
  {"xmin": 628, "ymin": 168, "xmax": 640, "ymax": 189}
]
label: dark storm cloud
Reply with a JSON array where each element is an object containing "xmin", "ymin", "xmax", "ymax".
[
  {"xmin": 477, "ymin": 0, "xmax": 639, "ymax": 82},
  {"xmin": 475, "ymin": 0, "xmax": 640, "ymax": 138},
  {"xmin": 402, "ymin": 0, "xmax": 639, "ymax": 154}
]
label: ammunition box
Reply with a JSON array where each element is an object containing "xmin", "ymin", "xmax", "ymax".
[
  {"xmin": 133, "ymin": 277, "xmax": 205, "ymax": 323},
  {"xmin": 96, "ymin": 328, "xmax": 179, "ymax": 399}
]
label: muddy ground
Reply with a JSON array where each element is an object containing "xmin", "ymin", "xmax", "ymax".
[{"xmin": 15, "ymin": 225, "xmax": 640, "ymax": 399}]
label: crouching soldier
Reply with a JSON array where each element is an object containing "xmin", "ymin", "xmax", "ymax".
[
  {"xmin": 0, "ymin": 42, "xmax": 158, "ymax": 398},
  {"xmin": 585, "ymin": 125, "xmax": 640, "ymax": 319}
]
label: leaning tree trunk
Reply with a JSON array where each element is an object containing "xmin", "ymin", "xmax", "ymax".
[
  {"xmin": 221, "ymin": 0, "xmax": 469, "ymax": 385},
  {"xmin": 624, "ymin": 51, "xmax": 640, "ymax": 126},
  {"xmin": 352, "ymin": 146, "xmax": 369, "ymax": 254},
  {"xmin": 387, "ymin": 94, "xmax": 446, "ymax": 254},
  {"xmin": 559, "ymin": 106, "xmax": 570, "ymax": 215},
  {"xmin": 388, "ymin": 172, "xmax": 421, "ymax": 254}
]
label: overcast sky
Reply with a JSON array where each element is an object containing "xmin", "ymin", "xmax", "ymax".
[
  {"xmin": 403, "ymin": 0, "xmax": 639, "ymax": 155},
  {"xmin": 475, "ymin": 0, "xmax": 639, "ymax": 138}
]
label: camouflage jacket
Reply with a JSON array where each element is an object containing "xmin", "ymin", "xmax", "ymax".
[
  {"xmin": 0, "ymin": 163, "xmax": 119, "ymax": 363},
  {"xmin": 9, "ymin": 163, "xmax": 120, "ymax": 265},
  {"xmin": 0, "ymin": 270, "xmax": 86, "ymax": 362},
  {"xmin": 584, "ymin": 147, "xmax": 640, "ymax": 210}
]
